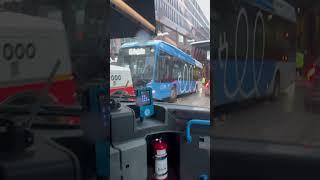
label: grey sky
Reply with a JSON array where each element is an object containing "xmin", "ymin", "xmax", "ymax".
[{"xmin": 196, "ymin": 0, "xmax": 210, "ymax": 25}]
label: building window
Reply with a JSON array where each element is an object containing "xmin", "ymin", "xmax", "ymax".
[
  {"xmin": 164, "ymin": 3, "xmax": 168, "ymax": 15},
  {"xmin": 171, "ymin": 9, "xmax": 174, "ymax": 22},
  {"xmin": 172, "ymin": 10, "xmax": 174, "ymax": 22},
  {"xmin": 207, "ymin": 50, "xmax": 210, "ymax": 60},
  {"xmin": 178, "ymin": 34, "xmax": 184, "ymax": 43},
  {"xmin": 176, "ymin": 13, "xmax": 178, "ymax": 24}
]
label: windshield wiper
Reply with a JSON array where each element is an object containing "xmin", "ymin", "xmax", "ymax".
[
  {"xmin": 140, "ymin": 79, "xmax": 148, "ymax": 84},
  {"xmin": 110, "ymin": 94, "xmax": 136, "ymax": 102},
  {"xmin": 25, "ymin": 59, "xmax": 62, "ymax": 128},
  {"xmin": 0, "ymin": 60, "xmax": 64, "ymax": 127},
  {"xmin": 111, "ymin": 79, "xmax": 136, "ymax": 102},
  {"xmin": 0, "ymin": 59, "xmax": 86, "ymax": 129}
]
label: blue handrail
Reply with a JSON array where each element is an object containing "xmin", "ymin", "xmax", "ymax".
[
  {"xmin": 88, "ymin": 86, "xmax": 109, "ymax": 177},
  {"xmin": 186, "ymin": 119, "xmax": 210, "ymax": 143}
]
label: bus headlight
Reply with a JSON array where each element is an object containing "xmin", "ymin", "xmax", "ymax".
[{"xmin": 152, "ymin": 90, "xmax": 156, "ymax": 94}]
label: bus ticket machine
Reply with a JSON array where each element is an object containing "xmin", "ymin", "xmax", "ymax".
[{"xmin": 136, "ymin": 87, "xmax": 154, "ymax": 121}]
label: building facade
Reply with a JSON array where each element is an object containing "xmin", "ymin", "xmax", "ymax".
[
  {"xmin": 155, "ymin": 0, "xmax": 210, "ymax": 51},
  {"xmin": 110, "ymin": 0, "xmax": 210, "ymax": 64}
]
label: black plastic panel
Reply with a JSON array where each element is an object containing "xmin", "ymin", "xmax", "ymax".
[
  {"xmin": 0, "ymin": 134, "xmax": 80, "ymax": 180},
  {"xmin": 213, "ymin": 137, "xmax": 320, "ymax": 179},
  {"xmin": 110, "ymin": 103, "xmax": 210, "ymax": 144}
]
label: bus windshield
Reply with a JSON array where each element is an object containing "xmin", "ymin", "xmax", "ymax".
[{"xmin": 118, "ymin": 47, "xmax": 155, "ymax": 87}]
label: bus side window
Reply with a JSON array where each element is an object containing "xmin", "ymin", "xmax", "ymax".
[
  {"xmin": 172, "ymin": 58, "xmax": 180, "ymax": 80},
  {"xmin": 157, "ymin": 52, "xmax": 166, "ymax": 83},
  {"xmin": 158, "ymin": 50, "xmax": 174, "ymax": 83},
  {"xmin": 165, "ymin": 56, "xmax": 171, "ymax": 81},
  {"xmin": 167, "ymin": 56, "xmax": 175, "ymax": 82}
]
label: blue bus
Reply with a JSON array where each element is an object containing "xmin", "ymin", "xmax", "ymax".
[
  {"xmin": 213, "ymin": 0, "xmax": 297, "ymax": 106},
  {"xmin": 117, "ymin": 40, "xmax": 203, "ymax": 101}
]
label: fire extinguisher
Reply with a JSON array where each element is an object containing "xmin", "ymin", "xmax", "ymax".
[{"xmin": 152, "ymin": 138, "xmax": 168, "ymax": 180}]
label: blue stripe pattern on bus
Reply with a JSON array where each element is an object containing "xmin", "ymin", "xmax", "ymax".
[
  {"xmin": 149, "ymin": 81, "xmax": 198, "ymax": 100},
  {"xmin": 213, "ymin": 0, "xmax": 296, "ymax": 107},
  {"xmin": 213, "ymin": 60, "xmax": 276, "ymax": 106}
]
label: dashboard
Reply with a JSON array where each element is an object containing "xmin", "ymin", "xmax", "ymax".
[
  {"xmin": 213, "ymin": 137, "xmax": 320, "ymax": 179},
  {"xmin": 0, "ymin": 100, "xmax": 210, "ymax": 180},
  {"xmin": 3, "ymin": 99, "xmax": 320, "ymax": 179}
]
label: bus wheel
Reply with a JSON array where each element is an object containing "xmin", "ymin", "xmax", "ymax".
[
  {"xmin": 271, "ymin": 74, "xmax": 280, "ymax": 101},
  {"xmin": 169, "ymin": 87, "xmax": 177, "ymax": 103}
]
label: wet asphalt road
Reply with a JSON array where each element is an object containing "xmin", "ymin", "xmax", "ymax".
[
  {"xmin": 174, "ymin": 85, "xmax": 210, "ymax": 108},
  {"xmin": 213, "ymin": 80, "xmax": 320, "ymax": 146}
]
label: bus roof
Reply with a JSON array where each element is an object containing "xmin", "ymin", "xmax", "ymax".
[
  {"xmin": 121, "ymin": 40, "xmax": 164, "ymax": 48},
  {"xmin": 121, "ymin": 40, "xmax": 202, "ymax": 68},
  {"xmin": 247, "ymin": 0, "xmax": 296, "ymax": 23},
  {"xmin": 272, "ymin": 0, "xmax": 296, "ymax": 23},
  {"xmin": 195, "ymin": 61, "xmax": 203, "ymax": 69},
  {"xmin": 190, "ymin": 40, "xmax": 210, "ymax": 46},
  {"xmin": 110, "ymin": 65, "xmax": 131, "ymax": 72},
  {"xmin": 0, "ymin": 12, "xmax": 65, "ymax": 30}
]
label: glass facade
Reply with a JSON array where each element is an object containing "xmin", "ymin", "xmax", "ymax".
[{"xmin": 155, "ymin": 0, "xmax": 210, "ymax": 41}]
